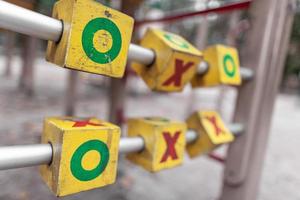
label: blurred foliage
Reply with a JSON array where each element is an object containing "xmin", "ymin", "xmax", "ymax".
[
  {"xmin": 139, "ymin": 0, "xmax": 247, "ymax": 47},
  {"xmin": 285, "ymin": 13, "xmax": 300, "ymax": 77},
  {"xmin": 36, "ymin": 0, "xmax": 56, "ymax": 14}
]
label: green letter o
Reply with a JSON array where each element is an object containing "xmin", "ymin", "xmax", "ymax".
[
  {"xmin": 82, "ymin": 18, "xmax": 122, "ymax": 64},
  {"xmin": 70, "ymin": 139, "xmax": 109, "ymax": 181},
  {"xmin": 223, "ymin": 54, "xmax": 236, "ymax": 77}
]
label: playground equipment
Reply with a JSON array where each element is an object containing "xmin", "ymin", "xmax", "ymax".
[
  {"xmin": 0, "ymin": 114, "xmax": 242, "ymax": 196},
  {"xmin": 186, "ymin": 111, "xmax": 234, "ymax": 157},
  {"xmin": 0, "ymin": 0, "xmax": 295, "ymax": 199},
  {"xmin": 0, "ymin": 0, "xmax": 252, "ymax": 83},
  {"xmin": 131, "ymin": 28, "xmax": 203, "ymax": 92},
  {"xmin": 191, "ymin": 45, "xmax": 241, "ymax": 87},
  {"xmin": 126, "ymin": 117, "xmax": 187, "ymax": 172}
]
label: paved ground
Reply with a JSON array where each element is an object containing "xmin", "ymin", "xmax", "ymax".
[{"xmin": 0, "ymin": 56, "xmax": 299, "ymax": 200}]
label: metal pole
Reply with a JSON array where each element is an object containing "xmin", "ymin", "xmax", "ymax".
[
  {"xmin": 0, "ymin": 1, "xmax": 254, "ymax": 80},
  {"xmin": 0, "ymin": 144, "xmax": 52, "ymax": 170},
  {"xmin": 128, "ymin": 43, "xmax": 155, "ymax": 65},
  {"xmin": 0, "ymin": 0, "xmax": 62, "ymax": 42},
  {"xmin": 0, "ymin": 123, "xmax": 244, "ymax": 170}
]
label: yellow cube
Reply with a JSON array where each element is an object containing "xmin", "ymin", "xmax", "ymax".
[
  {"xmin": 191, "ymin": 45, "xmax": 241, "ymax": 87},
  {"xmin": 46, "ymin": 0, "xmax": 134, "ymax": 78},
  {"xmin": 186, "ymin": 111, "xmax": 234, "ymax": 158},
  {"xmin": 132, "ymin": 28, "xmax": 202, "ymax": 92},
  {"xmin": 40, "ymin": 117, "xmax": 120, "ymax": 197},
  {"xmin": 127, "ymin": 117, "xmax": 187, "ymax": 172}
]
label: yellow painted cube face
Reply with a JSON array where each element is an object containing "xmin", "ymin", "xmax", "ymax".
[
  {"xmin": 186, "ymin": 111, "xmax": 234, "ymax": 158},
  {"xmin": 157, "ymin": 52, "xmax": 202, "ymax": 91},
  {"xmin": 126, "ymin": 117, "xmax": 186, "ymax": 172},
  {"xmin": 191, "ymin": 45, "xmax": 241, "ymax": 87},
  {"xmin": 200, "ymin": 111, "xmax": 234, "ymax": 144},
  {"xmin": 46, "ymin": 0, "xmax": 134, "ymax": 78},
  {"xmin": 40, "ymin": 117, "xmax": 120, "ymax": 197},
  {"xmin": 131, "ymin": 29, "xmax": 202, "ymax": 92}
]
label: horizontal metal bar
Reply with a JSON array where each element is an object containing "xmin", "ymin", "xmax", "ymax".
[
  {"xmin": 135, "ymin": 1, "xmax": 251, "ymax": 26},
  {"xmin": 0, "ymin": 123, "xmax": 244, "ymax": 170},
  {"xmin": 0, "ymin": 0, "xmax": 62, "ymax": 41},
  {"xmin": 119, "ymin": 136, "xmax": 144, "ymax": 153},
  {"xmin": 0, "ymin": 144, "xmax": 52, "ymax": 170},
  {"xmin": 197, "ymin": 62, "xmax": 253, "ymax": 81},
  {"xmin": 128, "ymin": 44, "xmax": 155, "ymax": 65},
  {"xmin": 0, "ymin": 1, "xmax": 254, "ymax": 80},
  {"xmin": 240, "ymin": 67, "xmax": 254, "ymax": 81}
]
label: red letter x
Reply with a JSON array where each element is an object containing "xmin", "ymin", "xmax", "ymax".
[
  {"xmin": 205, "ymin": 116, "xmax": 225, "ymax": 136},
  {"xmin": 72, "ymin": 120, "xmax": 103, "ymax": 127},
  {"xmin": 163, "ymin": 59, "xmax": 194, "ymax": 87},
  {"xmin": 160, "ymin": 131, "xmax": 181, "ymax": 163}
]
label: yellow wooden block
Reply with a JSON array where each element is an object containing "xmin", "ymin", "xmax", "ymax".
[
  {"xmin": 126, "ymin": 117, "xmax": 187, "ymax": 172},
  {"xmin": 46, "ymin": 0, "xmax": 134, "ymax": 78},
  {"xmin": 132, "ymin": 28, "xmax": 202, "ymax": 92},
  {"xmin": 186, "ymin": 111, "xmax": 234, "ymax": 158},
  {"xmin": 40, "ymin": 117, "xmax": 120, "ymax": 197},
  {"xmin": 191, "ymin": 45, "xmax": 241, "ymax": 87}
]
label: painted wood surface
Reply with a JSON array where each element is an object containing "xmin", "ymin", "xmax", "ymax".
[
  {"xmin": 186, "ymin": 110, "xmax": 234, "ymax": 158},
  {"xmin": 191, "ymin": 45, "xmax": 241, "ymax": 87},
  {"xmin": 127, "ymin": 117, "xmax": 186, "ymax": 172},
  {"xmin": 46, "ymin": 0, "xmax": 134, "ymax": 78},
  {"xmin": 40, "ymin": 117, "xmax": 120, "ymax": 196},
  {"xmin": 132, "ymin": 28, "xmax": 202, "ymax": 92}
]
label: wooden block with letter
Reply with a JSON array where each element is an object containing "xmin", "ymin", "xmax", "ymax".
[
  {"xmin": 191, "ymin": 45, "xmax": 241, "ymax": 87},
  {"xmin": 127, "ymin": 117, "xmax": 186, "ymax": 172},
  {"xmin": 186, "ymin": 111, "xmax": 234, "ymax": 158},
  {"xmin": 132, "ymin": 28, "xmax": 202, "ymax": 92},
  {"xmin": 40, "ymin": 117, "xmax": 120, "ymax": 197},
  {"xmin": 46, "ymin": 0, "xmax": 134, "ymax": 78}
]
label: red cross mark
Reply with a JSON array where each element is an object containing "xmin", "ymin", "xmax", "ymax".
[
  {"xmin": 160, "ymin": 131, "xmax": 181, "ymax": 163},
  {"xmin": 205, "ymin": 116, "xmax": 225, "ymax": 136},
  {"xmin": 162, "ymin": 59, "xmax": 194, "ymax": 87},
  {"xmin": 72, "ymin": 119, "xmax": 103, "ymax": 127}
]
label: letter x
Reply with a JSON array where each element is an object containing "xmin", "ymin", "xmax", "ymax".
[
  {"xmin": 163, "ymin": 59, "xmax": 194, "ymax": 87},
  {"xmin": 204, "ymin": 116, "xmax": 225, "ymax": 136},
  {"xmin": 72, "ymin": 120, "xmax": 103, "ymax": 127},
  {"xmin": 160, "ymin": 131, "xmax": 181, "ymax": 163}
]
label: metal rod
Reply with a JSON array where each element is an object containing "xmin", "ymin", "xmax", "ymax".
[
  {"xmin": 119, "ymin": 137, "xmax": 144, "ymax": 153},
  {"xmin": 0, "ymin": 1, "xmax": 254, "ymax": 80},
  {"xmin": 128, "ymin": 44, "xmax": 155, "ymax": 65},
  {"xmin": 240, "ymin": 67, "xmax": 254, "ymax": 81},
  {"xmin": 0, "ymin": 0, "xmax": 62, "ymax": 42},
  {"xmin": 0, "ymin": 144, "xmax": 52, "ymax": 170},
  {"xmin": 0, "ymin": 123, "xmax": 244, "ymax": 170}
]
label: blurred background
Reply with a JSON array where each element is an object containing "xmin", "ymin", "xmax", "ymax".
[{"xmin": 0, "ymin": 0, "xmax": 299, "ymax": 199}]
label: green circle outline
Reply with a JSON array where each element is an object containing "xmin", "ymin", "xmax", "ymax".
[
  {"xmin": 82, "ymin": 18, "xmax": 122, "ymax": 64},
  {"xmin": 164, "ymin": 34, "xmax": 189, "ymax": 49},
  {"xmin": 70, "ymin": 139, "xmax": 109, "ymax": 181},
  {"xmin": 223, "ymin": 54, "xmax": 236, "ymax": 77}
]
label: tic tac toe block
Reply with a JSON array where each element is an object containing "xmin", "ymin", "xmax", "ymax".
[
  {"xmin": 127, "ymin": 117, "xmax": 187, "ymax": 172},
  {"xmin": 191, "ymin": 45, "xmax": 241, "ymax": 87},
  {"xmin": 132, "ymin": 28, "xmax": 202, "ymax": 92},
  {"xmin": 40, "ymin": 117, "xmax": 120, "ymax": 197},
  {"xmin": 186, "ymin": 111, "xmax": 234, "ymax": 158},
  {"xmin": 46, "ymin": 0, "xmax": 134, "ymax": 78}
]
